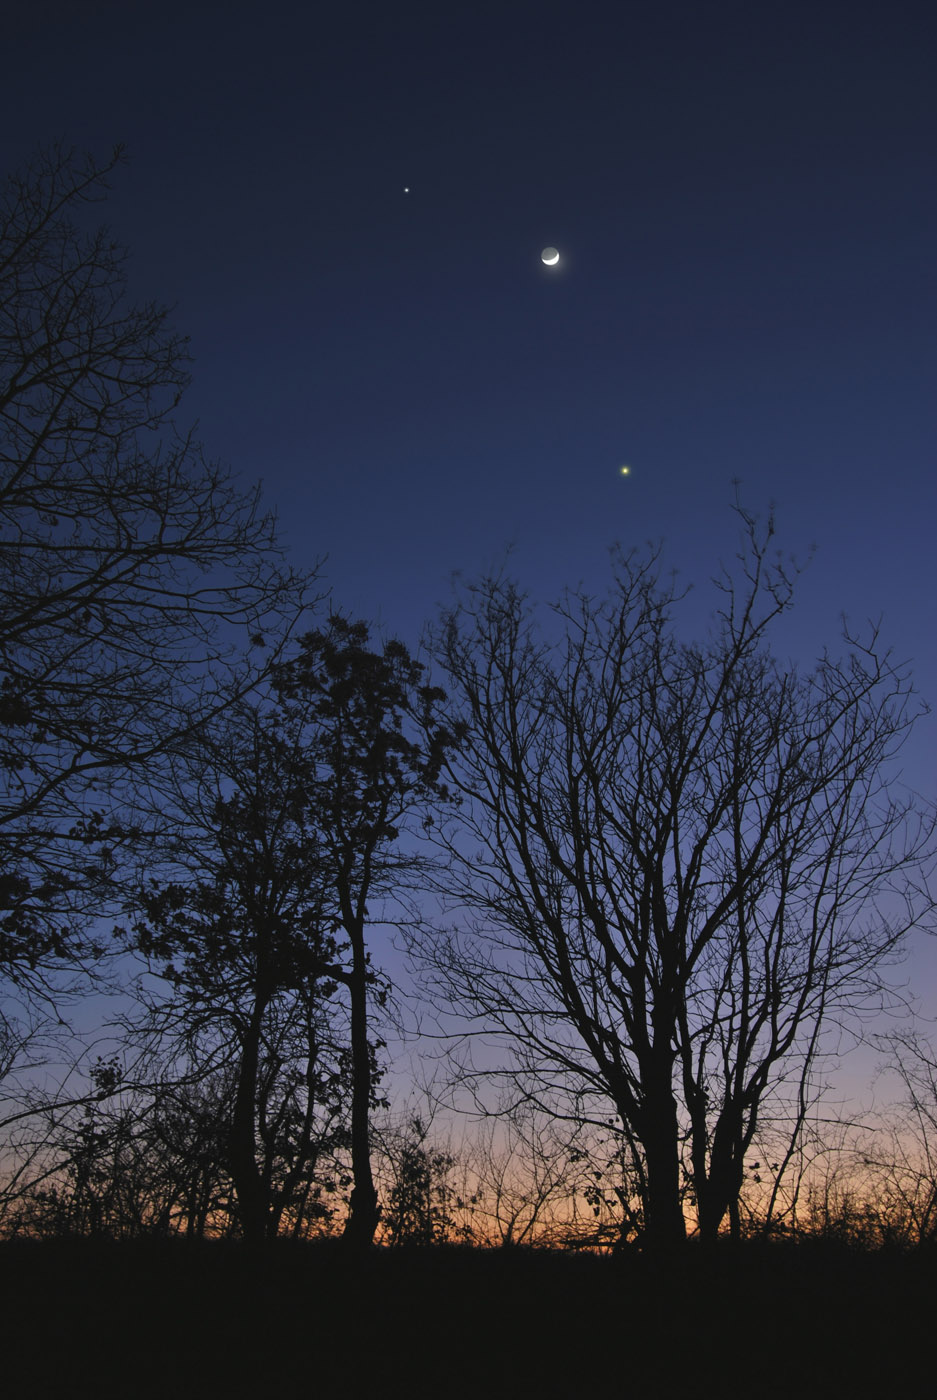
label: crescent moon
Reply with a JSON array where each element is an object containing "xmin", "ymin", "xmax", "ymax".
[{"xmin": 541, "ymin": 247, "xmax": 560, "ymax": 266}]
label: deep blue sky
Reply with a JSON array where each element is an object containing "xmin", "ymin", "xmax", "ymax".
[{"xmin": 5, "ymin": 0, "xmax": 936, "ymax": 1030}]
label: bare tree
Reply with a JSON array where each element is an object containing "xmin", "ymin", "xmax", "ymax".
[
  {"xmin": 379, "ymin": 1114, "xmax": 460, "ymax": 1247},
  {"xmin": 858, "ymin": 1031, "xmax": 937, "ymax": 1246},
  {"xmin": 459, "ymin": 1107, "xmax": 630, "ymax": 1249},
  {"xmin": 1, "ymin": 1054, "xmax": 237, "ymax": 1240},
  {"xmin": 0, "ymin": 144, "xmax": 308, "ymax": 991},
  {"xmin": 424, "ymin": 508, "xmax": 934, "ymax": 1251}
]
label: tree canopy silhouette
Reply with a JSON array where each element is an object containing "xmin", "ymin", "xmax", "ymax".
[
  {"xmin": 274, "ymin": 617, "xmax": 460, "ymax": 1248},
  {"xmin": 425, "ymin": 508, "xmax": 935, "ymax": 1250},
  {"xmin": 126, "ymin": 698, "xmax": 352, "ymax": 1243},
  {"xmin": 126, "ymin": 618, "xmax": 458, "ymax": 1245},
  {"xmin": 0, "ymin": 145, "xmax": 306, "ymax": 991}
]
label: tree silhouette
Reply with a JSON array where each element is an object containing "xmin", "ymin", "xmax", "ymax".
[
  {"xmin": 382, "ymin": 1116, "xmax": 458, "ymax": 1247},
  {"xmin": 125, "ymin": 621, "xmax": 457, "ymax": 1245},
  {"xmin": 274, "ymin": 617, "xmax": 459, "ymax": 1248},
  {"xmin": 859, "ymin": 1031, "xmax": 937, "ymax": 1246},
  {"xmin": 426, "ymin": 508, "xmax": 934, "ymax": 1250},
  {"xmin": 0, "ymin": 144, "xmax": 307, "ymax": 994},
  {"xmin": 126, "ymin": 700, "xmax": 352, "ymax": 1243}
]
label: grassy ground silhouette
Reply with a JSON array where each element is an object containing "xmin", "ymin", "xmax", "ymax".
[{"xmin": 1, "ymin": 1237, "xmax": 932, "ymax": 1398}]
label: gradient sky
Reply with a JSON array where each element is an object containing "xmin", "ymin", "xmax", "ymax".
[{"xmin": 4, "ymin": 0, "xmax": 936, "ymax": 1072}]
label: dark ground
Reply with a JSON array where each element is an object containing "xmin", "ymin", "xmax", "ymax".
[{"xmin": 0, "ymin": 1237, "xmax": 931, "ymax": 1398}]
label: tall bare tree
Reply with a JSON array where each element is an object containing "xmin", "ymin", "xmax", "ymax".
[
  {"xmin": 425, "ymin": 509, "xmax": 934, "ymax": 1250},
  {"xmin": 0, "ymin": 144, "xmax": 307, "ymax": 991}
]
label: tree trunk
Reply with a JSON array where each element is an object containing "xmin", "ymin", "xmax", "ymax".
[
  {"xmin": 632, "ymin": 1038, "xmax": 687, "ymax": 1254},
  {"xmin": 229, "ymin": 998, "xmax": 268, "ymax": 1244},
  {"xmin": 342, "ymin": 920, "xmax": 379, "ymax": 1249},
  {"xmin": 697, "ymin": 1175, "xmax": 733, "ymax": 1246},
  {"xmin": 697, "ymin": 1112, "xmax": 746, "ymax": 1246},
  {"xmin": 643, "ymin": 1140, "xmax": 687, "ymax": 1252}
]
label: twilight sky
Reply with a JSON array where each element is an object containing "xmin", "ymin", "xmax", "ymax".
[{"xmin": 4, "ymin": 0, "xmax": 936, "ymax": 1039}]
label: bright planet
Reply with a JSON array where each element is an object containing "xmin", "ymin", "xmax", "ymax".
[{"xmin": 541, "ymin": 247, "xmax": 560, "ymax": 266}]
